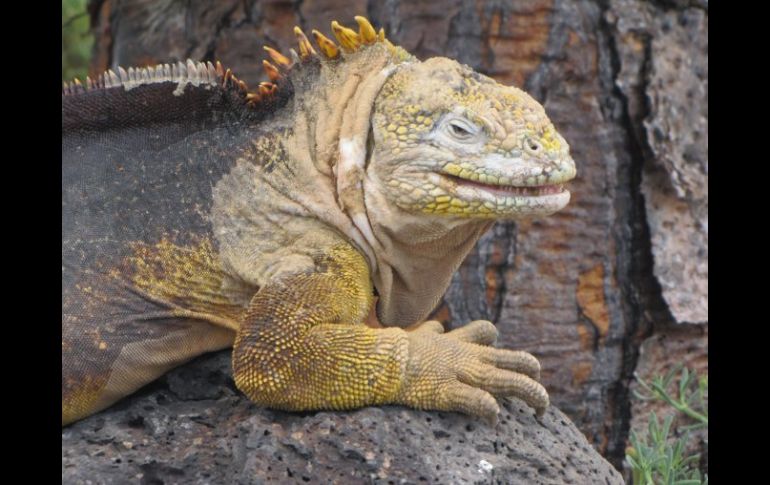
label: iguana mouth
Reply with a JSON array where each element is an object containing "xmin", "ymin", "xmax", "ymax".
[{"xmin": 444, "ymin": 174, "xmax": 566, "ymax": 197}]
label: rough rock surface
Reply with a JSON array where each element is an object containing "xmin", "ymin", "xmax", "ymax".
[
  {"xmin": 610, "ymin": 0, "xmax": 708, "ymax": 323},
  {"xmin": 607, "ymin": 0, "xmax": 708, "ymax": 475},
  {"xmin": 62, "ymin": 351, "xmax": 623, "ymax": 484}
]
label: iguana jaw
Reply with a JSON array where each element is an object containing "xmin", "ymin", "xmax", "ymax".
[
  {"xmin": 373, "ymin": 148, "xmax": 575, "ymax": 219},
  {"xmin": 431, "ymin": 155, "xmax": 576, "ymax": 217},
  {"xmin": 443, "ymin": 177, "xmax": 571, "ymax": 217},
  {"xmin": 446, "ymin": 177, "xmax": 565, "ymax": 197},
  {"xmin": 445, "ymin": 174, "xmax": 568, "ymax": 208}
]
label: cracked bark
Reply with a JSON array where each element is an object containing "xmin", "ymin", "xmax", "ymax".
[{"xmin": 78, "ymin": 0, "xmax": 707, "ymax": 477}]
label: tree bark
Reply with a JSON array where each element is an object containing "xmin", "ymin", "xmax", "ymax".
[{"xmin": 83, "ymin": 0, "xmax": 708, "ymax": 473}]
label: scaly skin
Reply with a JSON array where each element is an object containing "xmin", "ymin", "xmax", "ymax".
[
  {"xmin": 232, "ymin": 243, "xmax": 547, "ymax": 423},
  {"xmin": 62, "ymin": 16, "xmax": 575, "ymax": 425}
]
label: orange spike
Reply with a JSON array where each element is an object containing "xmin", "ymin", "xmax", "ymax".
[
  {"xmin": 331, "ymin": 20, "xmax": 360, "ymax": 52},
  {"xmin": 259, "ymin": 82, "xmax": 277, "ymax": 96},
  {"xmin": 215, "ymin": 61, "xmax": 225, "ymax": 78},
  {"xmin": 237, "ymin": 80, "xmax": 248, "ymax": 92},
  {"xmin": 246, "ymin": 92, "xmax": 261, "ymax": 102},
  {"xmin": 223, "ymin": 68, "xmax": 232, "ymax": 86},
  {"xmin": 378, "ymin": 27, "xmax": 385, "ymax": 42},
  {"xmin": 312, "ymin": 29, "xmax": 340, "ymax": 59},
  {"xmin": 293, "ymin": 26, "xmax": 316, "ymax": 59},
  {"xmin": 354, "ymin": 16, "xmax": 377, "ymax": 44},
  {"xmin": 263, "ymin": 46, "xmax": 291, "ymax": 67},
  {"xmin": 262, "ymin": 60, "xmax": 281, "ymax": 81}
]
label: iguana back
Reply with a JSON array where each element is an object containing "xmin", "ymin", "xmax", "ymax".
[{"xmin": 62, "ymin": 63, "xmax": 269, "ymax": 424}]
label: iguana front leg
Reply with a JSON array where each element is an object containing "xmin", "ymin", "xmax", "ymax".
[
  {"xmin": 233, "ymin": 243, "xmax": 407, "ymax": 409},
  {"xmin": 232, "ymin": 242, "xmax": 548, "ymax": 421}
]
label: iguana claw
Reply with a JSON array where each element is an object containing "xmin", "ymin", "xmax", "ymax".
[{"xmin": 396, "ymin": 320, "xmax": 549, "ymax": 423}]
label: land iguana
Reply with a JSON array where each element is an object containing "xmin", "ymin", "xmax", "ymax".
[{"xmin": 62, "ymin": 17, "xmax": 576, "ymax": 426}]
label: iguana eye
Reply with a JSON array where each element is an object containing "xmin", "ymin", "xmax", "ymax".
[
  {"xmin": 450, "ymin": 123, "xmax": 471, "ymax": 138},
  {"xmin": 445, "ymin": 118, "xmax": 479, "ymax": 142}
]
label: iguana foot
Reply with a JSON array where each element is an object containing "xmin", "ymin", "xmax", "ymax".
[{"xmin": 396, "ymin": 320, "xmax": 548, "ymax": 424}]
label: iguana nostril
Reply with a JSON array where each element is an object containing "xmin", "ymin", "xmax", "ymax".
[{"xmin": 524, "ymin": 137, "xmax": 543, "ymax": 154}]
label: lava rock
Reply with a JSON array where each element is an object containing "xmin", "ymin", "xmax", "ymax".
[{"xmin": 63, "ymin": 351, "xmax": 623, "ymax": 484}]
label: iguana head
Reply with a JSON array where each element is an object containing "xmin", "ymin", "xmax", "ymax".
[
  {"xmin": 368, "ymin": 57, "xmax": 575, "ymax": 220},
  {"xmin": 248, "ymin": 16, "xmax": 574, "ymax": 228}
]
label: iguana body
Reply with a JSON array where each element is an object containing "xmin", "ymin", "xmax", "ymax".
[{"xmin": 62, "ymin": 18, "xmax": 575, "ymax": 426}]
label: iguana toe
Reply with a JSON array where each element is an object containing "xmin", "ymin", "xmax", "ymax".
[
  {"xmin": 458, "ymin": 363, "xmax": 549, "ymax": 416},
  {"xmin": 408, "ymin": 319, "xmax": 446, "ymax": 335},
  {"xmin": 445, "ymin": 382, "xmax": 500, "ymax": 425},
  {"xmin": 477, "ymin": 346, "xmax": 541, "ymax": 381},
  {"xmin": 444, "ymin": 319, "xmax": 499, "ymax": 345}
]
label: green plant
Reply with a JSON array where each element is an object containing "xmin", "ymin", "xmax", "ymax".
[
  {"xmin": 62, "ymin": 0, "xmax": 94, "ymax": 82},
  {"xmin": 625, "ymin": 365, "xmax": 708, "ymax": 485}
]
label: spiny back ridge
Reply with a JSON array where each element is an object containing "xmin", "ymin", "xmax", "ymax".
[{"xmin": 62, "ymin": 16, "xmax": 399, "ymax": 111}]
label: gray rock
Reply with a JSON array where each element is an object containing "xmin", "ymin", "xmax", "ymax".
[
  {"xmin": 611, "ymin": 0, "xmax": 708, "ymax": 324},
  {"xmin": 62, "ymin": 351, "xmax": 623, "ymax": 484},
  {"xmin": 642, "ymin": 7, "xmax": 707, "ymax": 324}
]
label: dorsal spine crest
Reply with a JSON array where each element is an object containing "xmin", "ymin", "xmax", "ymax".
[{"xmin": 63, "ymin": 17, "xmax": 399, "ymax": 111}]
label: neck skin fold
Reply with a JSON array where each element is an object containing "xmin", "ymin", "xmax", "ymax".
[{"xmin": 358, "ymin": 172, "xmax": 492, "ymax": 327}]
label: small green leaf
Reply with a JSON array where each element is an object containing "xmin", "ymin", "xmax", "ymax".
[
  {"xmin": 627, "ymin": 366, "xmax": 707, "ymax": 484},
  {"xmin": 679, "ymin": 367, "xmax": 690, "ymax": 398}
]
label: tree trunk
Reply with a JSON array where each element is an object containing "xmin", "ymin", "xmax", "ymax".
[{"xmin": 81, "ymin": 0, "xmax": 708, "ymax": 475}]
